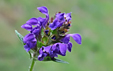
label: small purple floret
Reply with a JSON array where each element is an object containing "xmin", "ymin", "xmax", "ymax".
[
  {"xmin": 61, "ymin": 34, "xmax": 82, "ymax": 44},
  {"xmin": 38, "ymin": 46, "xmax": 51, "ymax": 61},
  {"xmin": 67, "ymin": 42, "xmax": 72, "ymax": 52},
  {"xmin": 21, "ymin": 24, "xmax": 32, "ymax": 31},
  {"xmin": 37, "ymin": 6, "xmax": 48, "ymax": 15},
  {"xmin": 37, "ymin": 6, "xmax": 49, "ymax": 28},
  {"xmin": 31, "ymin": 26, "xmax": 41, "ymax": 36},
  {"xmin": 64, "ymin": 12, "xmax": 72, "ymax": 21},
  {"xmin": 26, "ymin": 18, "xmax": 39, "ymax": 26},
  {"xmin": 49, "ymin": 19, "xmax": 60, "ymax": 30},
  {"xmin": 23, "ymin": 33, "xmax": 37, "ymax": 52}
]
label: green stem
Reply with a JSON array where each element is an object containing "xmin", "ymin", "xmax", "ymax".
[{"xmin": 29, "ymin": 58, "xmax": 35, "ymax": 71}]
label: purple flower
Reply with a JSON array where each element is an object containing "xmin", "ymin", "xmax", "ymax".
[
  {"xmin": 52, "ymin": 43, "xmax": 67, "ymax": 56},
  {"xmin": 21, "ymin": 23, "xmax": 32, "ymax": 31},
  {"xmin": 49, "ymin": 12, "xmax": 71, "ymax": 30},
  {"xmin": 22, "ymin": 6, "xmax": 50, "ymax": 30},
  {"xmin": 31, "ymin": 26, "xmax": 41, "ymax": 36},
  {"xmin": 64, "ymin": 13, "xmax": 71, "ymax": 21},
  {"xmin": 21, "ymin": 18, "xmax": 40, "ymax": 31},
  {"xmin": 24, "ymin": 42, "xmax": 36, "ymax": 52},
  {"xmin": 38, "ymin": 46, "xmax": 51, "ymax": 61},
  {"xmin": 19, "ymin": 6, "xmax": 82, "ymax": 62},
  {"xmin": 37, "ymin": 6, "xmax": 49, "ymax": 28},
  {"xmin": 37, "ymin": 17, "xmax": 46, "ymax": 26},
  {"xmin": 67, "ymin": 42, "xmax": 72, "ymax": 52},
  {"xmin": 49, "ymin": 13, "xmax": 65, "ymax": 30},
  {"xmin": 38, "ymin": 43, "xmax": 68, "ymax": 61},
  {"xmin": 37, "ymin": 6, "xmax": 48, "ymax": 15},
  {"xmin": 23, "ymin": 33, "xmax": 37, "ymax": 52},
  {"xmin": 56, "ymin": 13, "xmax": 65, "ymax": 22},
  {"xmin": 49, "ymin": 19, "xmax": 60, "ymax": 30},
  {"xmin": 61, "ymin": 34, "xmax": 82, "ymax": 44},
  {"xmin": 26, "ymin": 18, "xmax": 39, "ymax": 26}
]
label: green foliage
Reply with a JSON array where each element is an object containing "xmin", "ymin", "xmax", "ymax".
[
  {"xmin": 42, "ymin": 56, "xmax": 69, "ymax": 64},
  {"xmin": 37, "ymin": 41, "xmax": 45, "ymax": 48},
  {"xmin": 15, "ymin": 30, "xmax": 24, "ymax": 44},
  {"xmin": 42, "ymin": 36, "xmax": 48, "ymax": 45},
  {"xmin": 52, "ymin": 58, "xmax": 69, "ymax": 64},
  {"xmin": 51, "ymin": 29, "xmax": 58, "ymax": 35}
]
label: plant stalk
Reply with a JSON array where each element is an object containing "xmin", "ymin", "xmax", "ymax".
[{"xmin": 29, "ymin": 58, "xmax": 35, "ymax": 71}]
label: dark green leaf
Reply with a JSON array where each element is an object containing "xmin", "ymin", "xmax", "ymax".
[
  {"xmin": 43, "ymin": 56, "xmax": 52, "ymax": 61},
  {"xmin": 15, "ymin": 30, "xmax": 24, "ymax": 44},
  {"xmin": 52, "ymin": 58, "xmax": 69, "ymax": 64}
]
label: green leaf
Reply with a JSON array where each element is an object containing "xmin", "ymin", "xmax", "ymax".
[
  {"xmin": 37, "ymin": 41, "xmax": 45, "ymax": 48},
  {"xmin": 42, "ymin": 36, "xmax": 48, "ymax": 45},
  {"xmin": 52, "ymin": 29, "xmax": 57, "ymax": 35},
  {"xmin": 43, "ymin": 56, "xmax": 52, "ymax": 61},
  {"xmin": 52, "ymin": 58, "xmax": 69, "ymax": 64},
  {"xmin": 15, "ymin": 30, "xmax": 24, "ymax": 44}
]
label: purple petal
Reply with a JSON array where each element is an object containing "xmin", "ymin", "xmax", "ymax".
[
  {"xmin": 67, "ymin": 42, "xmax": 72, "ymax": 52},
  {"xmin": 61, "ymin": 35, "xmax": 70, "ymax": 44},
  {"xmin": 42, "ymin": 16, "xmax": 49, "ymax": 28},
  {"xmin": 23, "ymin": 33, "xmax": 37, "ymax": 52},
  {"xmin": 59, "ymin": 43, "xmax": 67, "ymax": 56},
  {"xmin": 26, "ymin": 18, "xmax": 39, "ymax": 25},
  {"xmin": 38, "ymin": 54, "xmax": 44, "ymax": 61},
  {"xmin": 31, "ymin": 26, "xmax": 41, "ymax": 36},
  {"xmin": 24, "ymin": 42, "xmax": 36, "ymax": 52},
  {"xmin": 37, "ymin": 17, "xmax": 45, "ymax": 26},
  {"xmin": 39, "ymin": 46, "xmax": 51, "ymax": 54},
  {"xmin": 49, "ymin": 51, "xmax": 58, "ymax": 58},
  {"xmin": 38, "ymin": 53, "xmax": 47, "ymax": 61},
  {"xmin": 71, "ymin": 34, "xmax": 82, "ymax": 44},
  {"xmin": 23, "ymin": 33, "xmax": 36, "ymax": 43},
  {"xmin": 37, "ymin": 16, "xmax": 49, "ymax": 28},
  {"xmin": 37, "ymin": 6, "xmax": 49, "ymax": 28},
  {"xmin": 21, "ymin": 24, "xmax": 32, "ymax": 31},
  {"xmin": 37, "ymin": 6, "xmax": 48, "ymax": 15},
  {"xmin": 24, "ymin": 44, "xmax": 31, "ymax": 52},
  {"xmin": 64, "ymin": 12, "xmax": 72, "ymax": 21},
  {"xmin": 30, "ymin": 42, "xmax": 37, "ymax": 48},
  {"xmin": 56, "ymin": 13, "xmax": 65, "ymax": 21},
  {"xmin": 49, "ymin": 19, "xmax": 60, "ymax": 30},
  {"xmin": 61, "ymin": 34, "xmax": 82, "ymax": 44},
  {"xmin": 39, "ymin": 47, "xmax": 44, "ymax": 54},
  {"xmin": 51, "ymin": 44, "xmax": 57, "ymax": 51},
  {"xmin": 44, "ymin": 46, "xmax": 51, "ymax": 53},
  {"xmin": 52, "ymin": 43, "xmax": 60, "ymax": 53}
]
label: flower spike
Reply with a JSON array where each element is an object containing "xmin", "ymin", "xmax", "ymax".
[{"xmin": 16, "ymin": 6, "xmax": 82, "ymax": 66}]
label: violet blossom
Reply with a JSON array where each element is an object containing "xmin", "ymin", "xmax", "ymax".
[{"xmin": 16, "ymin": 6, "xmax": 82, "ymax": 62}]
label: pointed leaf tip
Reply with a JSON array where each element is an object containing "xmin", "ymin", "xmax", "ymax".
[
  {"xmin": 15, "ymin": 30, "xmax": 24, "ymax": 44},
  {"xmin": 52, "ymin": 58, "xmax": 69, "ymax": 64}
]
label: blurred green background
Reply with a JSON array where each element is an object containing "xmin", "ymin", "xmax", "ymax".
[{"xmin": 0, "ymin": 0, "xmax": 113, "ymax": 71}]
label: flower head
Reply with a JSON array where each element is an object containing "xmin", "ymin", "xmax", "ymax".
[
  {"xmin": 20, "ymin": 6, "xmax": 82, "ymax": 62},
  {"xmin": 37, "ymin": 6, "xmax": 49, "ymax": 28}
]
